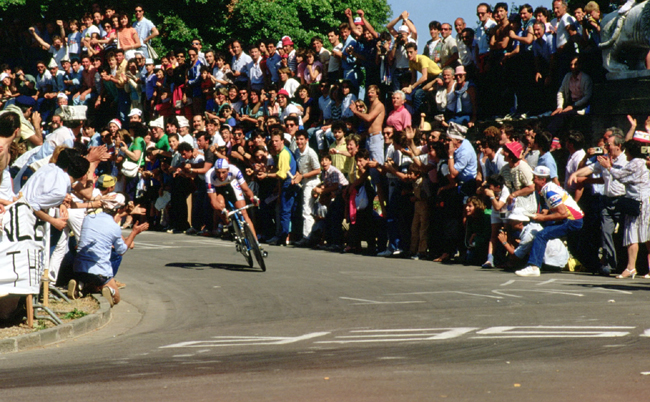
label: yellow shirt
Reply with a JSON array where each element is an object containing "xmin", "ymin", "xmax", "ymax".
[
  {"xmin": 409, "ymin": 55, "xmax": 441, "ymax": 77},
  {"xmin": 329, "ymin": 141, "xmax": 351, "ymax": 174}
]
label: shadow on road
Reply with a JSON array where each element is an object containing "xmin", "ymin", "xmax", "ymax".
[{"xmin": 165, "ymin": 262, "xmax": 261, "ymax": 272}]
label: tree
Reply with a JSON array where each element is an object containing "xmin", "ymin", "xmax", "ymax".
[{"xmin": 0, "ymin": 0, "xmax": 391, "ymax": 58}]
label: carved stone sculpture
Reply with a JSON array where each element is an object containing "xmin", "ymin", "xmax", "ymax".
[{"xmin": 600, "ymin": 0, "xmax": 650, "ymax": 79}]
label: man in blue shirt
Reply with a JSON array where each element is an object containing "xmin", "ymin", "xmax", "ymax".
[
  {"xmin": 446, "ymin": 122, "xmax": 477, "ymax": 196},
  {"xmin": 70, "ymin": 193, "xmax": 149, "ymax": 306}
]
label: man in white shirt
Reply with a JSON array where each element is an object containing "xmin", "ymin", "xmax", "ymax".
[
  {"xmin": 476, "ymin": 3, "xmax": 497, "ymax": 59},
  {"xmin": 231, "ymin": 40, "xmax": 252, "ymax": 87},
  {"xmin": 247, "ymin": 45, "xmax": 264, "ymax": 91},
  {"xmin": 552, "ymin": 0, "xmax": 577, "ymax": 79},
  {"xmin": 327, "ymin": 30, "xmax": 343, "ymax": 84},
  {"xmin": 387, "ymin": 11, "xmax": 418, "ymax": 91},
  {"xmin": 292, "ymin": 131, "xmax": 321, "ymax": 244}
]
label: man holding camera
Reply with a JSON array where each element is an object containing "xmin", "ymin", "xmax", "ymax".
[
  {"xmin": 387, "ymin": 11, "xmax": 418, "ymax": 92},
  {"xmin": 568, "ymin": 130, "xmax": 628, "ymax": 276}
]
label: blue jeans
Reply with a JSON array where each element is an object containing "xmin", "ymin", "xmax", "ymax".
[
  {"xmin": 386, "ymin": 178, "xmax": 402, "ymax": 251},
  {"xmin": 528, "ymin": 219, "xmax": 583, "ymax": 268},
  {"xmin": 278, "ymin": 184, "xmax": 297, "ymax": 238},
  {"xmin": 366, "ymin": 133, "xmax": 384, "ymax": 186}
]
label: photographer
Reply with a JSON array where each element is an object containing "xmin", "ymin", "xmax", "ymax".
[
  {"xmin": 387, "ymin": 11, "xmax": 417, "ymax": 91},
  {"xmin": 568, "ymin": 131, "xmax": 627, "ymax": 276}
]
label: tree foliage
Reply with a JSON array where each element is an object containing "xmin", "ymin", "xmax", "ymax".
[{"xmin": 0, "ymin": 0, "xmax": 391, "ymax": 56}]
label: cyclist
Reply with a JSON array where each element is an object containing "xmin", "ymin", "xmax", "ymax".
[{"xmin": 206, "ymin": 158, "xmax": 258, "ymax": 239}]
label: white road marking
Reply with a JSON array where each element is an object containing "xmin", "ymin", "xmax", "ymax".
[
  {"xmin": 640, "ymin": 329, "xmax": 650, "ymax": 337},
  {"xmin": 471, "ymin": 326, "xmax": 634, "ymax": 338},
  {"xmin": 491, "ymin": 289, "xmax": 584, "ymax": 297},
  {"xmin": 340, "ymin": 297, "xmax": 426, "ymax": 305},
  {"xmin": 536, "ymin": 279, "xmax": 557, "ymax": 286},
  {"xmin": 160, "ymin": 332, "xmax": 330, "ymax": 348},
  {"xmin": 500, "ymin": 280, "xmax": 516, "ymax": 287},
  {"xmin": 386, "ymin": 291, "xmax": 503, "ymax": 299},
  {"xmin": 315, "ymin": 328, "xmax": 478, "ymax": 344},
  {"xmin": 589, "ymin": 287, "xmax": 633, "ymax": 295}
]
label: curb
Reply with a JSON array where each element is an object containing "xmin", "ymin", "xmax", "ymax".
[{"xmin": 0, "ymin": 294, "xmax": 112, "ymax": 354}]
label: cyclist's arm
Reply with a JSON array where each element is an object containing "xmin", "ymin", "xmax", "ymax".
[{"xmin": 240, "ymin": 180, "xmax": 255, "ymax": 202}]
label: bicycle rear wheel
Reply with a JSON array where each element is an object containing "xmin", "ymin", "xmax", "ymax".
[{"xmin": 244, "ymin": 223, "xmax": 266, "ymax": 272}]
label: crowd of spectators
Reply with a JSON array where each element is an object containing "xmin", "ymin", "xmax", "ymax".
[{"xmin": 1, "ymin": 0, "xmax": 650, "ymax": 314}]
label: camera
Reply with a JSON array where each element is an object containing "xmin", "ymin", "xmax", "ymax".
[{"xmin": 591, "ymin": 147, "xmax": 605, "ymax": 155}]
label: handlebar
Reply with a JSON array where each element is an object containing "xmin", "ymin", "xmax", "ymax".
[{"xmin": 225, "ymin": 203, "xmax": 257, "ymax": 218}]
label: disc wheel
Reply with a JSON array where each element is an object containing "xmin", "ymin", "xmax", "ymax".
[{"xmin": 244, "ymin": 223, "xmax": 266, "ymax": 272}]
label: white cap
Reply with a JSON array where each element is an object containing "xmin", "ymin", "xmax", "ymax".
[
  {"xmin": 507, "ymin": 207, "xmax": 530, "ymax": 222},
  {"xmin": 59, "ymin": 105, "xmax": 87, "ymax": 121},
  {"xmin": 48, "ymin": 59, "xmax": 58, "ymax": 68},
  {"xmin": 145, "ymin": 58, "xmax": 154, "ymax": 65},
  {"xmin": 176, "ymin": 116, "xmax": 189, "ymax": 128},
  {"xmin": 57, "ymin": 92, "xmax": 68, "ymax": 100},
  {"xmin": 446, "ymin": 122, "xmax": 468, "ymax": 140},
  {"xmin": 533, "ymin": 165, "xmax": 551, "ymax": 177},
  {"xmin": 150, "ymin": 116, "xmax": 165, "ymax": 129},
  {"xmin": 0, "ymin": 72, "xmax": 10, "ymax": 81},
  {"xmin": 128, "ymin": 108, "xmax": 143, "ymax": 117},
  {"xmin": 102, "ymin": 193, "xmax": 126, "ymax": 212},
  {"xmin": 398, "ymin": 25, "xmax": 410, "ymax": 33}
]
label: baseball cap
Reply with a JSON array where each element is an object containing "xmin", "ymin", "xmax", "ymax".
[
  {"xmin": 128, "ymin": 108, "xmax": 143, "ymax": 117},
  {"xmin": 278, "ymin": 89, "xmax": 290, "ymax": 97},
  {"xmin": 97, "ymin": 174, "xmax": 117, "ymax": 189},
  {"xmin": 15, "ymin": 95, "xmax": 36, "ymax": 108},
  {"xmin": 398, "ymin": 25, "xmax": 410, "ymax": 33},
  {"xmin": 533, "ymin": 165, "xmax": 551, "ymax": 177},
  {"xmin": 507, "ymin": 207, "xmax": 531, "ymax": 222},
  {"xmin": 281, "ymin": 36, "xmax": 293, "ymax": 46}
]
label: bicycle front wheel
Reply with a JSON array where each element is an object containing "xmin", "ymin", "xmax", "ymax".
[{"xmin": 244, "ymin": 223, "xmax": 266, "ymax": 272}]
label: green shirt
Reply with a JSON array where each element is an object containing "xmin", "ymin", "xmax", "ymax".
[
  {"xmin": 129, "ymin": 137, "xmax": 146, "ymax": 166},
  {"xmin": 155, "ymin": 134, "xmax": 170, "ymax": 152}
]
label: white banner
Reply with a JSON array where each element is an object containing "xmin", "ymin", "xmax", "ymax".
[{"xmin": 0, "ymin": 201, "xmax": 47, "ymax": 295}]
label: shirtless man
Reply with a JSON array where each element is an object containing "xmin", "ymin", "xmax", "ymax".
[
  {"xmin": 0, "ymin": 112, "xmax": 20, "ymax": 190},
  {"xmin": 349, "ymin": 84, "xmax": 385, "ymax": 165},
  {"xmin": 348, "ymin": 84, "xmax": 386, "ymax": 206}
]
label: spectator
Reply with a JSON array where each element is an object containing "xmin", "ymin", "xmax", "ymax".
[
  {"xmin": 387, "ymin": 11, "xmax": 418, "ymax": 92},
  {"xmin": 133, "ymin": 4, "xmax": 159, "ymax": 58},
  {"xmin": 515, "ymin": 165, "xmax": 583, "ymax": 277},
  {"xmin": 293, "ymin": 130, "xmax": 321, "ymax": 245},
  {"xmin": 439, "ymin": 23, "xmax": 459, "ymax": 69},
  {"xmin": 599, "ymin": 139, "xmax": 650, "ymax": 279},
  {"xmin": 70, "ymin": 193, "xmax": 149, "ymax": 306}
]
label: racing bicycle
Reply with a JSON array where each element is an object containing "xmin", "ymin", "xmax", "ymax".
[{"xmin": 226, "ymin": 202, "xmax": 267, "ymax": 271}]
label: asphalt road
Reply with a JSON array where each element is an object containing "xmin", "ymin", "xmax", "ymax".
[{"xmin": 1, "ymin": 230, "xmax": 650, "ymax": 401}]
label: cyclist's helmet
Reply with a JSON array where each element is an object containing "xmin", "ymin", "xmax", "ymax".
[{"xmin": 215, "ymin": 159, "xmax": 230, "ymax": 169}]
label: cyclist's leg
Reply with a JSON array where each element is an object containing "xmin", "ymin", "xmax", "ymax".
[{"xmin": 208, "ymin": 192, "xmax": 228, "ymax": 225}]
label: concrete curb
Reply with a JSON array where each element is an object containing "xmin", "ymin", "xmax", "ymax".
[{"xmin": 0, "ymin": 294, "xmax": 112, "ymax": 354}]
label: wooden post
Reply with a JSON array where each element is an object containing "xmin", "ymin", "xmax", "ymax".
[
  {"xmin": 26, "ymin": 294, "xmax": 33, "ymax": 328},
  {"xmin": 42, "ymin": 269, "xmax": 49, "ymax": 307}
]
